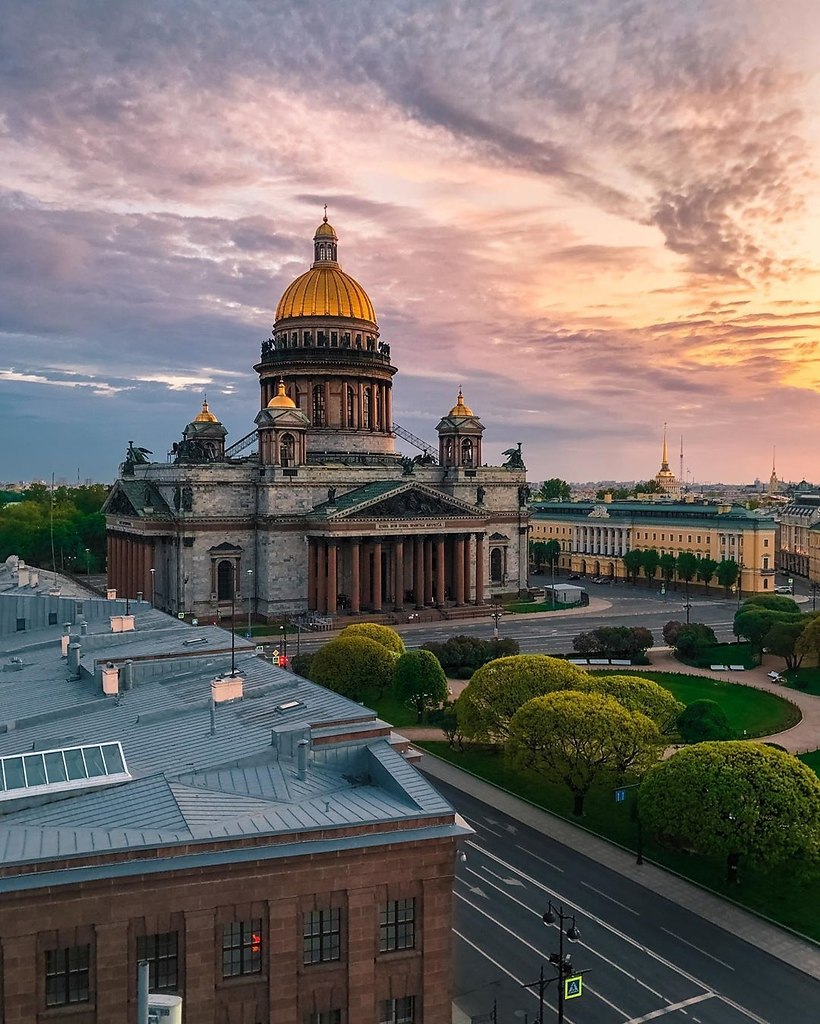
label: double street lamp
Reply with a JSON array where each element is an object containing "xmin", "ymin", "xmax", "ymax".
[
  {"xmin": 246, "ymin": 569, "xmax": 254, "ymax": 638},
  {"xmin": 523, "ymin": 901, "xmax": 582, "ymax": 1024},
  {"xmin": 490, "ymin": 601, "xmax": 503, "ymax": 640}
]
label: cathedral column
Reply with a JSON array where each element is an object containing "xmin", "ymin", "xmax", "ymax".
[
  {"xmin": 414, "ymin": 537, "xmax": 424, "ymax": 609},
  {"xmin": 435, "ymin": 538, "xmax": 445, "ymax": 606},
  {"xmin": 308, "ymin": 539, "xmax": 318, "ymax": 611},
  {"xmin": 350, "ymin": 540, "xmax": 361, "ymax": 614},
  {"xmin": 463, "ymin": 533, "xmax": 472, "ymax": 604},
  {"xmin": 394, "ymin": 539, "xmax": 404, "ymax": 610},
  {"xmin": 454, "ymin": 536, "xmax": 465, "ymax": 605},
  {"xmin": 475, "ymin": 533, "xmax": 485, "ymax": 605},
  {"xmin": 386, "ymin": 386, "xmax": 393, "ymax": 430},
  {"xmin": 369, "ymin": 386, "xmax": 377, "ymax": 431},
  {"xmin": 316, "ymin": 541, "xmax": 327, "ymax": 614},
  {"xmin": 362, "ymin": 542, "xmax": 371, "ymax": 609},
  {"xmin": 327, "ymin": 542, "xmax": 338, "ymax": 615},
  {"xmin": 372, "ymin": 541, "xmax": 383, "ymax": 612},
  {"xmin": 424, "ymin": 538, "xmax": 434, "ymax": 605}
]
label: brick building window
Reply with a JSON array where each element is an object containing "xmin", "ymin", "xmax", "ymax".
[
  {"xmin": 222, "ymin": 920, "xmax": 262, "ymax": 977},
  {"xmin": 306, "ymin": 1012, "xmax": 342, "ymax": 1024},
  {"xmin": 45, "ymin": 945, "xmax": 90, "ymax": 1006},
  {"xmin": 379, "ymin": 898, "xmax": 415, "ymax": 952},
  {"xmin": 303, "ymin": 909, "xmax": 341, "ymax": 964},
  {"xmin": 380, "ymin": 996, "xmax": 415, "ymax": 1024},
  {"xmin": 137, "ymin": 932, "xmax": 178, "ymax": 991}
]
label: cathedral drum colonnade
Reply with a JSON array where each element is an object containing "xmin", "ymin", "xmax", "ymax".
[{"xmin": 103, "ymin": 215, "xmax": 528, "ymax": 620}]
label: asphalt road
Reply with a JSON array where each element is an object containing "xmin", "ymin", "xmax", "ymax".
[{"xmin": 429, "ymin": 778, "xmax": 820, "ymax": 1024}]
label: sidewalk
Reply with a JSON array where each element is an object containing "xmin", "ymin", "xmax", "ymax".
[{"xmin": 420, "ymin": 754, "xmax": 820, "ymax": 980}]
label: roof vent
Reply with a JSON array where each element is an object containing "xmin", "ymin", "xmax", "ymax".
[
  {"xmin": 275, "ymin": 699, "xmax": 304, "ymax": 714},
  {"xmin": 183, "ymin": 636, "xmax": 208, "ymax": 646},
  {"xmin": 211, "ymin": 673, "xmax": 244, "ymax": 704}
]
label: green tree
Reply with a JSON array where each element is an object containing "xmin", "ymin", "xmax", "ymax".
[
  {"xmin": 640, "ymin": 549, "xmax": 660, "ymax": 583},
  {"xmin": 596, "ymin": 487, "xmax": 630, "ymax": 500},
  {"xmin": 716, "ymin": 559, "xmax": 739, "ymax": 596},
  {"xmin": 623, "ymin": 548, "xmax": 643, "ymax": 585},
  {"xmin": 674, "ymin": 622, "xmax": 717, "ymax": 660},
  {"xmin": 457, "ymin": 655, "xmax": 587, "ymax": 742},
  {"xmin": 507, "ymin": 691, "xmax": 661, "ymax": 816},
  {"xmin": 676, "ymin": 552, "xmax": 698, "ymax": 586},
  {"xmin": 764, "ymin": 619, "xmax": 807, "ymax": 670},
  {"xmin": 677, "ymin": 700, "xmax": 733, "ymax": 742},
  {"xmin": 639, "ymin": 742, "xmax": 820, "ymax": 883},
  {"xmin": 734, "ymin": 609, "xmax": 776, "ymax": 661},
  {"xmin": 743, "ymin": 594, "xmax": 801, "ymax": 615},
  {"xmin": 632, "ymin": 479, "xmax": 665, "ymax": 495},
  {"xmin": 428, "ymin": 700, "xmax": 464, "ymax": 750},
  {"xmin": 662, "ymin": 620, "xmax": 684, "ymax": 647},
  {"xmin": 544, "ymin": 539, "xmax": 561, "ymax": 571},
  {"xmin": 529, "ymin": 541, "xmax": 548, "ymax": 570},
  {"xmin": 696, "ymin": 557, "xmax": 719, "ymax": 593},
  {"xmin": 796, "ymin": 616, "xmax": 820, "ymax": 665},
  {"xmin": 571, "ymin": 626, "xmax": 653, "ymax": 659},
  {"xmin": 393, "ymin": 650, "xmax": 449, "ymax": 722},
  {"xmin": 659, "ymin": 553, "xmax": 677, "ymax": 588},
  {"xmin": 582, "ymin": 674, "xmax": 683, "ymax": 735},
  {"xmin": 422, "ymin": 635, "xmax": 519, "ymax": 674},
  {"xmin": 339, "ymin": 622, "xmax": 405, "ymax": 655},
  {"xmin": 536, "ymin": 478, "xmax": 571, "ymax": 502},
  {"xmin": 308, "ymin": 635, "xmax": 396, "ymax": 702}
]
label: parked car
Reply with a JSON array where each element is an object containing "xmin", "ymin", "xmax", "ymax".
[
  {"xmin": 567, "ymin": 573, "xmax": 581, "ymax": 580},
  {"xmin": 774, "ymin": 585, "xmax": 793, "ymax": 595}
]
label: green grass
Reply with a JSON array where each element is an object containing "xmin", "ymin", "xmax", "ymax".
[
  {"xmin": 371, "ymin": 690, "xmax": 418, "ymax": 727},
  {"xmin": 676, "ymin": 641, "xmax": 757, "ymax": 669},
  {"xmin": 799, "ymin": 749, "xmax": 820, "ymax": 776},
  {"xmin": 590, "ymin": 670, "xmax": 801, "ymax": 739},
  {"xmin": 507, "ymin": 600, "xmax": 581, "ymax": 613},
  {"xmin": 783, "ymin": 667, "xmax": 820, "ymax": 696},
  {"xmin": 420, "ymin": 741, "xmax": 820, "ymax": 939}
]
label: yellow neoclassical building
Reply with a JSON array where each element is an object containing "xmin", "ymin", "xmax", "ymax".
[{"xmin": 531, "ymin": 499, "xmax": 777, "ymax": 593}]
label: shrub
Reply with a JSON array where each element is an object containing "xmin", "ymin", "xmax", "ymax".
[
  {"xmin": 674, "ymin": 623, "xmax": 717, "ymax": 659},
  {"xmin": 743, "ymin": 595, "xmax": 801, "ymax": 615},
  {"xmin": 571, "ymin": 625, "xmax": 653, "ymax": 659},
  {"xmin": 290, "ymin": 653, "xmax": 314, "ymax": 677},
  {"xmin": 422, "ymin": 634, "xmax": 519, "ymax": 673},
  {"xmin": 308, "ymin": 635, "xmax": 396, "ymax": 703},
  {"xmin": 663, "ymin": 620, "xmax": 684, "ymax": 647},
  {"xmin": 428, "ymin": 700, "xmax": 464, "ymax": 749},
  {"xmin": 455, "ymin": 666, "xmax": 474, "ymax": 679},
  {"xmin": 339, "ymin": 623, "xmax": 405, "ymax": 655},
  {"xmin": 677, "ymin": 699, "xmax": 733, "ymax": 743}
]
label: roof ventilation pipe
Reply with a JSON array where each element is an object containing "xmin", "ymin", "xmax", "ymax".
[
  {"xmin": 80, "ymin": 622, "xmax": 88, "ymax": 636},
  {"xmin": 121, "ymin": 659, "xmax": 134, "ymax": 691},
  {"xmin": 67, "ymin": 642, "xmax": 81, "ymax": 678},
  {"xmin": 297, "ymin": 739, "xmax": 309, "ymax": 781}
]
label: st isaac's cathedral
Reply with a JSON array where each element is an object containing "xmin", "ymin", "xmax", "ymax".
[{"xmin": 104, "ymin": 216, "xmax": 530, "ymax": 621}]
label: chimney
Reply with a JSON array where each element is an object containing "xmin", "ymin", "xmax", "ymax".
[
  {"xmin": 80, "ymin": 621, "xmax": 88, "ymax": 636},
  {"xmin": 60, "ymin": 634, "xmax": 71, "ymax": 657},
  {"xmin": 297, "ymin": 739, "xmax": 309, "ymax": 781},
  {"xmin": 211, "ymin": 673, "xmax": 244, "ymax": 704},
  {"xmin": 121, "ymin": 659, "xmax": 134, "ymax": 691},
  {"xmin": 67, "ymin": 642, "xmax": 82, "ymax": 677},
  {"xmin": 106, "ymin": 588, "xmax": 117, "ymax": 600},
  {"xmin": 110, "ymin": 614, "xmax": 135, "ymax": 633},
  {"xmin": 101, "ymin": 662, "xmax": 119, "ymax": 696},
  {"xmin": 17, "ymin": 567, "xmax": 30, "ymax": 587},
  {"xmin": 29, "ymin": 570, "xmax": 39, "ymax": 587}
]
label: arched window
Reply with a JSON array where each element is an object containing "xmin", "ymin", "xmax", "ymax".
[
  {"xmin": 490, "ymin": 548, "xmax": 503, "ymax": 583},
  {"xmin": 346, "ymin": 386, "xmax": 356, "ymax": 428},
  {"xmin": 362, "ymin": 387, "xmax": 371, "ymax": 429},
  {"xmin": 279, "ymin": 433, "xmax": 295, "ymax": 466},
  {"xmin": 445, "ymin": 438, "xmax": 454, "ymax": 465},
  {"xmin": 312, "ymin": 385, "xmax": 326, "ymax": 427},
  {"xmin": 461, "ymin": 438, "xmax": 473, "ymax": 466},
  {"xmin": 217, "ymin": 560, "xmax": 235, "ymax": 601}
]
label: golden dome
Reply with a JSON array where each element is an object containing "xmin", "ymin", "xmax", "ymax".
[
  {"xmin": 315, "ymin": 220, "xmax": 337, "ymax": 239},
  {"xmin": 448, "ymin": 389, "xmax": 474, "ymax": 417},
  {"xmin": 275, "ymin": 266, "xmax": 376, "ymax": 323},
  {"xmin": 194, "ymin": 398, "xmax": 218, "ymax": 423},
  {"xmin": 267, "ymin": 380, "xmax": 297, "ymax": 409}
]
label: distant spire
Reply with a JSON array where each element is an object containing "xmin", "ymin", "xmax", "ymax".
[
  {"xmin": 772, "ymin": 445, "xmax": 777, "ymax": 475},
  {"xmin": 660, "ymin": 422, "xmax": 670, "ymax": 472}
]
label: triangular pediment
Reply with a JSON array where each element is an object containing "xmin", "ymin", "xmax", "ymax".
[
  {"xmin": 337, "ymin": 483, "xmax": 481, "ymax": 521},
  {"xmin": 102, "ymin": 482, "xmax": 141, "ymax": 517}
]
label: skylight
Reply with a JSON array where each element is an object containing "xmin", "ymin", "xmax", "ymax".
[{"xmin": 0, "ymin": 742, "xmax": 130, "ymax": 801}]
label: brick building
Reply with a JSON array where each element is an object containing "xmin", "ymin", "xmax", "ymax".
[{"xmin": 0, "ymin": 581, "xmax": 468, "ymax": 1023}]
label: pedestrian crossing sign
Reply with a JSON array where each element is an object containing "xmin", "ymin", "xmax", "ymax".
[{"xmin": 564, "ymin": 976, "xmax": 583, "ymax": 999}]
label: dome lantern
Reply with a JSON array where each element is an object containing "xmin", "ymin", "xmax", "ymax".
[
  {"xmin": 313, "ymin": 206, "xmax": 338, "ymax": 265},
  {"xmin": 437, "ymin": 388, "xmax": 484, "ymax": 470}
]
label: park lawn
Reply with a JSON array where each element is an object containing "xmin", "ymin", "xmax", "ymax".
[
  {"xmin": 799, "ymin": 749, "xmax": 820, "ymax": 777},
  {"xmin": 506, "ymin": 600, "xmax": 581, "ymax": 614},
  {"xmin": 783, "ymin": 667, "xmax": 820, "ymax": 696},
  {"xmin": 372, "ymin": 690, "xmax": 418, "ymax": 728},
  {"xmin": 677, "ymin": 641, "xmax": 757, "ymax": 670},
  {"xmin": 590, "ymin": 670, "xmax": 800, "ymax": 739},
  {"xmin": 420, "ymin": 742, "xmax": 820, "ymax": 940}
]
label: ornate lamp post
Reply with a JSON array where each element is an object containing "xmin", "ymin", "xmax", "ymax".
[
  {"xmin": 246, "ymin": 569, "xmax": 253, "ymax": 638},
  {"xmin": 149, "ymin": 567, "xmax": 156, "ymax": 608}
]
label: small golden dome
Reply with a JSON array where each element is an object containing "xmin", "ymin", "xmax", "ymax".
[
  {"xmin": 194, "ymin": 398, "xmax": 218, "ymax": 423},
  {"xmin": 267, "ymin": 380, "xmax": 297, "ymax": 409},
  {"xmin": 448, "ymin": 389, "xmax": 474, "ymax": 417},
  {"xmin": 275, "ymin": 266, "xmax": 376, "ymax": 323},
  {"xmin": 315, "ymin": 220, "xmax": 337, "ymax": 240}
]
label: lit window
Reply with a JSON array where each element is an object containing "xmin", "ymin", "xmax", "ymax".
[{"xmin": 222, "ymin": 919, "xmax": 263, "ymax": 977}]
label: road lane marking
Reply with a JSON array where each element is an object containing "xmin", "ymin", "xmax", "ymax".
[
  {"xmin": 660, "ymin": 928, "xmax": 734, "ymax": 970},
  {"xmin": 622, "ymin": 993, "xmax": 715, "ymax": 1023},
  {"xmin": 514, "ymin": 844, "xmax": 564, "ymax": 872},
  {"xmin": 462, "ymin": 814, "xmax": 505, "ymax": 839},
  {"xmin": 580, "ymin": 880, "xmax": 639, "ymax": 915},
  {"xmin": 484, "ymin": 867, "xmax": 525, "ymax": 887},
  {"xmin": 455, "ymin": 892, "xmax": 630, "ymax": 1021}
]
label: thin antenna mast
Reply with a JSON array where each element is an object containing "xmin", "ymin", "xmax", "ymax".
[
  {"xmin": 50, "ymin": 473, "xmax": 56, "ymax": 584},
  {"xmin": 679, "ymin": 436, "xmax": 684, "ymax": 492}
]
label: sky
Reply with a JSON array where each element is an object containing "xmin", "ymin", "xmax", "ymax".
[{"xmin": 1, "ymin": 0, "xmax": 820, "ymax": 486}]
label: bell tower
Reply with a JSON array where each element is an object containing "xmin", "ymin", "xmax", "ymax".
[{"xmin": 437, "ymin": 389, "xmax": 484, "ymax": 469}]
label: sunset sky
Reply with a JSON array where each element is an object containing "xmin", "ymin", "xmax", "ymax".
[{"xmin": 2, "ymin": 0, "xmax": 819, "ymax": 485}]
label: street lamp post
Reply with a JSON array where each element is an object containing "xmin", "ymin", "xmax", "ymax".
[
  {"xmin": 85, "ymin": 547, "xmax": 90, "ymax": 577},
  {"xmin": 550, "ymin": 554, "xmax": 556, "ymax": 611},
  {"xmin": 523, "ymin": 902, "xmax": 581, "ymax": 1024},
  {"xmin": 280, "ymin": 623, "xmax": 288, "ymax": 668},
  {"xmin": 490, "ymin": 601, "xmax": 502, "ymax": 640},
  {"xmin": 246, "ymin": 569, "xmax": 253, "ymax": 638},
  {"xmin": 149, "ymin": 567, "xmax": 156, "ymax": 608},
  {"xmin": 736, "ymin": 560, "xmax": 744, "ymax": 607},
  {"xmin": 811, "ymin": 582, "xmax": 819, "ymax": 612}
]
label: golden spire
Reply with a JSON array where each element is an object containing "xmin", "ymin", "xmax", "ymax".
[
  {"xmin": 194, "ymin": 395, "xmax": 218, "ymax": 423},
  {"xmin": 660, "ymin": 422, "xmax": 670, "ymax": 472},
  {"xmin": 267, "ymin": 378, "xmax": 297, "ymax": 409},
  {"xmin": 448, "ymin": 387, "xmax": 474, "ymax": 417}
]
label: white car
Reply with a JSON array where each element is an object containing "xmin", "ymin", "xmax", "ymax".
[{"xmin": 774, "ymin": 585, "xmax": 793, "ymax": 595}]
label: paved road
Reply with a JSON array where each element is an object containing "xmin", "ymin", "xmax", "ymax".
[{"xmin": 432, "ymin": 778, "xmax": 819, "ymax": 1024}]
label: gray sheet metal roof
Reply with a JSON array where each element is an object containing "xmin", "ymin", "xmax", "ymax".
[{"xmin": 0, "ymin": 603, "xmax": 456, "ymax": 871}]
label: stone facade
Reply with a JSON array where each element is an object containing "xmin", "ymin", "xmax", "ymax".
[{"xmin": 105, "ymin": 218, "xmax": 529, "ymax": 619}]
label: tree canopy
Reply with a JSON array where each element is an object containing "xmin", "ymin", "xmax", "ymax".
[
  {"xmin": 640, "ymin": 549, "xmax": 660, "ymax": 581},
  {"xmin": 507, "ymin": 691, "xmax": 661, "ymax": 816},
  {"xmin": 572, "ymin": 625, "xmax": 653, "ymax": 659},
  {"xmin": 696, "ymin": 557, "xmax": 719, "ymax": 590},
  {"xmin": 535, "ymin": 478, "xmax": 571, "ymax": 501},
  {"xmin": 583, "ymin": 674, "xmax": 683, "ymax": 735},
  {"xmin": 676, "ymin": 700, "xmax": 732, "ymax": 742},
  {"xmin": 674, "ymin": 622, "xmax": 717, "ymax": 659},
  {"xmin": 715, "ymin": 559, "xmax": 739, "ymax": 593},
  {"xmin": 308, "ymin": 635, "xmax": 396, "ymax": 702},
  {"xmin": 640, "ymin": 742, "xmax": 820, "ymax": 881},
  {"xmin": 339, "ymin": 622, "xmax": 405, "ymax": 655},
  {"xmin": 393, "ymin": 650, "xmax": 449, "ymax": 721},
  {"xmin": 422, "ymin": 634, "xmax": 519, "ymax": 674},
  {"xmin": 765, "ymin": 619, "xmax": 808, "ymax": 670},
  {"xmin": 796, "ymin": 616, "xmax": 820, "ymax": 664},
  {"xmin": 676, "ymin": 552, "xmax": 698, "ymax": 583},
  {"xmin": 457, "ymin": 655, "xmax": 587, "ymax": 741}
]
